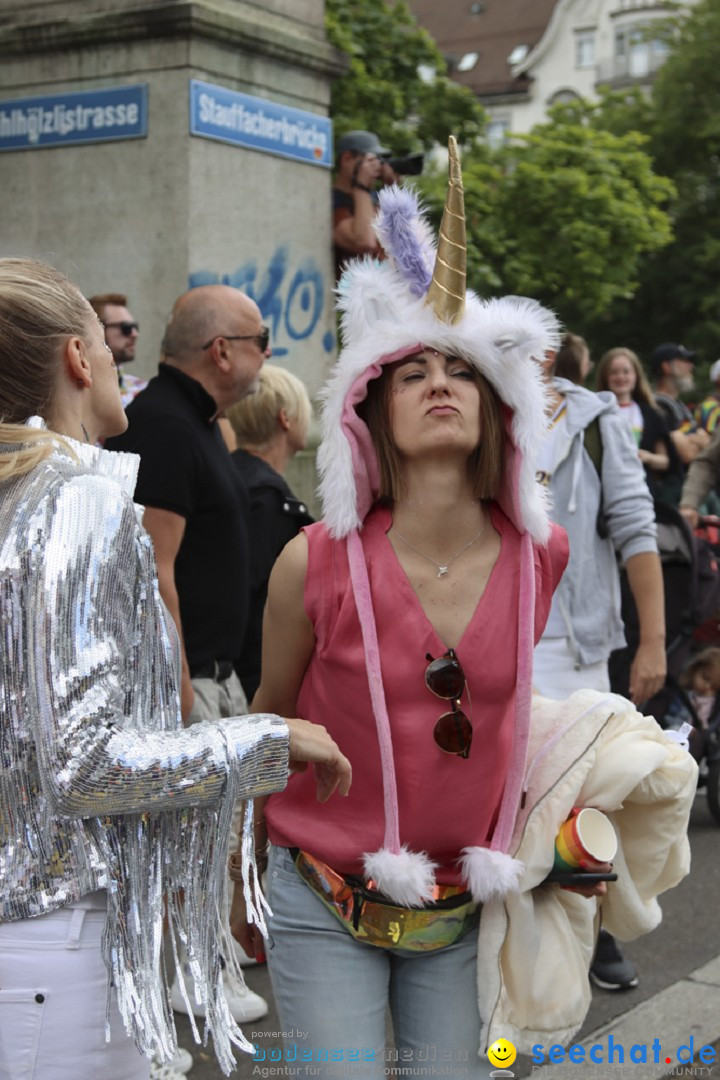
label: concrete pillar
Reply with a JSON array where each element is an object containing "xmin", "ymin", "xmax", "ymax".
[{"xmin": 0, "ymin": 0, "xmax": 344, "ymax": 403}]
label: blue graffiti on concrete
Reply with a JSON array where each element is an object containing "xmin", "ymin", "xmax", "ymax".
[{"xmin": 189, "ymin": 247, "xmax": 334, "ymax": 356}]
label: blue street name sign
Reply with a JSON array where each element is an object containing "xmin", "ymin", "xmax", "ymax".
[
  {"xmin": 0, "ymin": 85, "xmax": 148, "ymax": 152},
  {"xmin": 189, "ymin": 79, "xmax": 332, "ymax": 168}
]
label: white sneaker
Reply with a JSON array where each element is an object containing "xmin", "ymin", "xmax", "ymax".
[
  {"xmin": 152, "ymin": 1047, "xmax": 193, "ymax": 1074},
  {"xmin": 170, "ymin": 965, "xmax": 268, "ymax": 1024},
  {"xmin": 149, "ymin": 1060, "xmax": 187, "ymax": 1080}
]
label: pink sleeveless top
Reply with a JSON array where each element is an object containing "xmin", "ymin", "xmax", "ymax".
[{"xmin": 266, "ymin": 503, "xmax": 567, "ymax": 884}]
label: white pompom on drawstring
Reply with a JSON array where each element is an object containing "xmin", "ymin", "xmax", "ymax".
[
  {"xmin": 363, "ymin": 846, "xmax": 439, "ymax": 906},
  {"xmin": 459, "ymin": 847, "xmax": 524, "ymax": 903}
]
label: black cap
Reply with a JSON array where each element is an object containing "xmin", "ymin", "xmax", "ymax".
[
  {"xmin": 336, "ymin": 130, "xmax": 391, "ymax": 158},
  {"xmin": 649, "ymin": 342, "xmax": 697, "ymax": 374}
]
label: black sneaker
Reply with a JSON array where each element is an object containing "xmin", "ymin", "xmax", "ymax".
[{"xmin": 590, "ymin": 930, "xmax": 639, "ymax": 991}]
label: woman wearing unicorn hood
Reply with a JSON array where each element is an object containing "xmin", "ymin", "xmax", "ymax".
[{"xmin": 233, "ymin": 140, "xmax": 696, "ymax": 1071}]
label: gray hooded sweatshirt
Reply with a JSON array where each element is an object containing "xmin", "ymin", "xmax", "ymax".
[{"xmin": 543, "ymin": 377, "xmax": 658, "ymax": 666}]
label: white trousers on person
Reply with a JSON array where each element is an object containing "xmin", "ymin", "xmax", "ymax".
[
  {"xmin": 533, "ymin": 636, "xmax": 610, "ymax": 699},
  {"xmin": 0, "ymin": 893, "xmax": 150, "ymax": 1080}
]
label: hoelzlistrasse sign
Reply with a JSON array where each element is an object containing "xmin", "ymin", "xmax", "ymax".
[{"xmin": 0, "ymin": 85, "xmax": 148, "ymax": 152}]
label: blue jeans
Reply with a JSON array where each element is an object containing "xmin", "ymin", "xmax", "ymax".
[{"xmin": 264, "ymin": 845, "xmax": 493, "ymax": 1080}]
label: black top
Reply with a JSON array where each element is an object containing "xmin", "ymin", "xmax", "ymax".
[
  {"xmin": 647, "ymin": 397, "xmax": 689, "ymax": 506},
  {"xmin": 107, "ymin": 364, "xmax": 250, "ymax": 667},
  {"xmin": 231, "ymin": 449, "xmax": 313, "ymax": 699}
]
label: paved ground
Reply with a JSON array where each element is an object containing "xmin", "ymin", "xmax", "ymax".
[{"xmin": 176, "ymin": 790, "xmax": 720, "ymax": 1080}]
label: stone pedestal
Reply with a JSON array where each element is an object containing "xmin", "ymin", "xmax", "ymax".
[{"xmin": 0, "ymin": 0, "xmax": 344, "ymax": 397}]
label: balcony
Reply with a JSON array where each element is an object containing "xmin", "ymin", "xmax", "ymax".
[{"xmin": 595, "ymin": 48, "xmax": 668, "ymax": 86}]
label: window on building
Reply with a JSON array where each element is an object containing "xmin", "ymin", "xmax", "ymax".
[
  {"xmin": 575, "ymin": 30, "xmax": 596, "ymax": 68},
  {"xmin": 616, "ymin": 25, "xmax": 669, "ymax": 75},
  {"xmin": 549, "ymin": 89, "xmax": 581, "ymax": 107},
  {"xmin": 457, "ymin": 52, "xmax": 479, "ymax": 72},
  {"xmin": 486, "ymin": 118, "xmax": 510, "ymax": 149},
  {"xmin": 628, "ymin": 33, "xmax": 650, "ymax": 77},
  {"xmin": 508, "ymin": 44, "xmax": 529, "ymax": 66}
]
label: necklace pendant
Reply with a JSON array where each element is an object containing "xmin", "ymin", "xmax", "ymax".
[{"xmin": 437, "ymin": 566, "xmax": 449, "ymax": 578}]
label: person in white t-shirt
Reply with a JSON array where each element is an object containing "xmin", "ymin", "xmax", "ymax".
[{"xmin": 595, "ymin": 347, "xmax": 677, "ymax": 500}]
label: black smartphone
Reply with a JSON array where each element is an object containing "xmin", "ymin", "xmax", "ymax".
[{"xmin": 543, "ymin": 871, "xmax": 618, "ymax": 885}]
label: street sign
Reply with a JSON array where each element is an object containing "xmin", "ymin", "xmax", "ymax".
[
  {"xmin": 189, "ymin": 79, "xmax": 332, "ymax": 168},
  {"xmin": 0, "ymin": 84, "xmax": 148, "ymax": 152}
]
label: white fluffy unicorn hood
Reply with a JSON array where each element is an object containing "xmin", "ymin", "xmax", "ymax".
[
  {"xmin": 314, "ymin": 139, "xmax": 560, "ymax": 908},
  {"xmin": 317, "ymin": 139, "xmax": 559, "ymax": 543}
]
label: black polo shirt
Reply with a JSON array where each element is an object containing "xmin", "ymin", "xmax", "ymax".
[{"xmin": 106, "ymin": 363, "xmax": 249, "ymax": 669}]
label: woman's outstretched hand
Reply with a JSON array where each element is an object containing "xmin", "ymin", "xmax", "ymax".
[{"xmin": 286, "ymin": 717, "xmax": 352, "ymax": 802}]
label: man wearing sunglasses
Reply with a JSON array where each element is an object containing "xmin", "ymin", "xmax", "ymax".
[
  {"xmin": 106, "ymin": 284, "xmax": 273, "ymax": 1026},
  {"xmin": 88, "ymin": 292, "xmax": 147, "ymax": 408}
]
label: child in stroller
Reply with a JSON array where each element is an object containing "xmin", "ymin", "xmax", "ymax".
[
  {"xmin": 664, "ymin": 648, "xmax": 720, "ymax": 760},
  {"xmin": 662, "ymin": 648, "xmax": 720, "ymax": 822},
  {"xmin": 610, "ymin": 503, "xmax": 720, "ymax": 821}
]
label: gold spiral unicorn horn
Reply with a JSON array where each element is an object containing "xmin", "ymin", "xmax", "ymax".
[{"xmin": 426, "ymin": 136, "xmax": 466, "ymax": 324}]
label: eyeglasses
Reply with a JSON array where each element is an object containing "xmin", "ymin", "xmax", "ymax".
[
  {"xmin": 103, "ymin": 321, "xmax": 139, "ymax": 336},
  {"xmin": 200, "ymin": 327, "xmax": 270, "ymax": 353},
  {"xmin": 425, "ymin": 649, "xmax": 472, "ymax": 759}
]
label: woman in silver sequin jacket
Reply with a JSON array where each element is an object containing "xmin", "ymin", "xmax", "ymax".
[{"xmin": 0, "ymin": 259, "xmax": 351, "ymax": 1079}]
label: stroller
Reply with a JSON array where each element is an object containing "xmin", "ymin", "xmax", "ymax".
[
  {"xmin": 661, "ymin": 675, "xmax": 720, "ymax": 824},
  {"xmin": 609, "ymin": 502, "xmax": 720, "ymax": 823}
]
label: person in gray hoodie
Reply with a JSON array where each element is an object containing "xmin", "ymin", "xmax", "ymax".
[
  {"xmin": 534, "ymin": 362, "xmax": 665, "ymax": 704},
  {"xmin": 533, "ymin": 354, "xmax": 667, "ymax": 993}
]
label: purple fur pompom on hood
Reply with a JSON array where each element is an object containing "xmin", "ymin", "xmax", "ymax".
[{"xmin": 373, "ymin": 186, "xmax": 435, "ymax": 298}]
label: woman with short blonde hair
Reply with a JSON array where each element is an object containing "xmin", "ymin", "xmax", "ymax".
[
  {"xmin": 227, "ymin": 365, "xmax": 314, "ymax": 699},
  {"xmin": 227, "ymin": 363, "xmax": 312, "ymax": 452}
]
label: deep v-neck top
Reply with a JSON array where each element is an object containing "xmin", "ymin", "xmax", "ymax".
[{"xmin": 265, "ymin": 503, "xmax": 567, "ymax": 882}]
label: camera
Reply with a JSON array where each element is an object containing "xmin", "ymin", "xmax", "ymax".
[{"xmin": 385, "ymin": 151, "xmax": 425, "ymax": 176}]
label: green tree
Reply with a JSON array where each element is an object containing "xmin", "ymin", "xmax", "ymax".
[
  {"xmin": 551, "ymin": 1, "xmax": 720, "ymax": 367},
  {"xmin": 325, "ymin": 0, "xmax": 486, "ymax": 153},
  {"xmin": 421, "ymin": 104, "xmax": 675, "ymax": 328},
  {"xmin": 615, "ymin": 0, "xmax": 720, "ymax": 365}
]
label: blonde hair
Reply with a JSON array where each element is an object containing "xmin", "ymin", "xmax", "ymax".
[
  {"xmin": 226, "ymin": 365, "xmax": 312, "ymax": 451},
  {"xmin": 596, "ymin": 347, "xmax": 658, "ymax": 410},
  {"xmin": 0, "ymin": 258, "xmax": 91, "ymax": 482}
]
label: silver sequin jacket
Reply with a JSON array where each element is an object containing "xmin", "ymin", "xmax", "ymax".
[{"xmin": 0, "ymin": 425, "xmax": 289, "ymax": 1070}]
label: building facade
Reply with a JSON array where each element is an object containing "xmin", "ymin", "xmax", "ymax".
[{"xmin": 410, "ymin": 0, "xmax": 697, "ymax": 141}]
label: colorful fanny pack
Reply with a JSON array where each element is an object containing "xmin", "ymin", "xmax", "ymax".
[{"xmin": 289, "ymin": 848, "xmax": 480, "ymax": 953}]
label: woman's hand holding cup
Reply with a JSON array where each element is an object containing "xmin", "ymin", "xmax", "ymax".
[{"xmin": 551, "ymin": 806, "xmax": 617, "ymax": 899}]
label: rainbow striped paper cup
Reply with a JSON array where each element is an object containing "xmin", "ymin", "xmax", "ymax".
[{"xmin": 554, "ymin": 808, "xmax": 617, "ymax": 871}]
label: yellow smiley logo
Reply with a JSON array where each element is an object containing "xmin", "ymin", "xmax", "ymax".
[{"xmin": 487, "ymin": 1039, "xmax": 517, "ymax": 1069}]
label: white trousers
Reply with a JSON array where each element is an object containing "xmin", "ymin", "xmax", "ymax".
[
  {"xmin": 533, "ymin": 636, "xmax": 610, "ymax": 699},
  {"xmin": 0, "ymin": 895, "xmax": 150, "ymax": 1080}
]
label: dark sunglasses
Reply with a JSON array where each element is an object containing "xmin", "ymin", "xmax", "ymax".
[
  {"xmin": 200, "ymin": 326, "xmax": 270, "ymax": 352},
  {"xmin": 103, "ymin": 321, "xmax": 138, "ymax": 336},
  {"xmin": 425, "ymin": 649, "xmax": 472, "ymax": 759}
]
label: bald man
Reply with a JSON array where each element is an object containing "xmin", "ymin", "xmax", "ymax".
[{"xmin": 108, "ymin": 285, "xmax": 270, "ymax": 720}]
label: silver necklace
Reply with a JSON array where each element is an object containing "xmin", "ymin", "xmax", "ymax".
[{"xmin": 392, "ymin": 520, "xmax": 486, "ymax": 579}]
